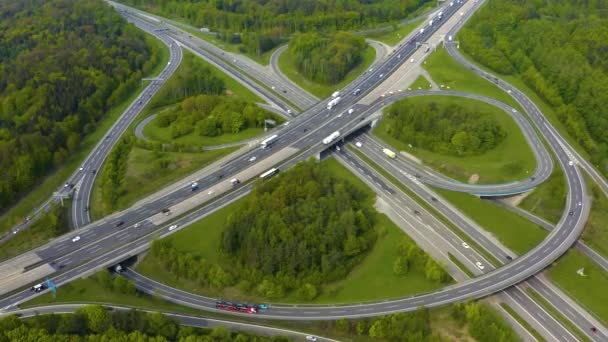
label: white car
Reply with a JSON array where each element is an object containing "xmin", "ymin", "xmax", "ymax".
[
  {"xmin": 169, "ymin": 225, "xmax": 178, "ymax": 231},
  {"xmin": 134, "ymin": 223, "xmax": 141, "ymax": 228},
  {"xmin": 511, "ymin": 108, "xmax": 517, "ymax": 113},
  {"xmin": 389, "ymin": 91, "xmax": 394, "ymax": 95},
  {"xmin": 410, "ymin": 58, "xmax": 415, "ymax": 63},
  {"xmin": 337, "ymin": 113, "xmax": 343, "ymax": 118},
  {"xmin": 348, "ymin": 108, "xmax": 354, "ymax": 114},
  {"xmin": 284, "ymin": 121, "xmax": 290, "ymax": 126},
  {"xmin": 336, "ymin": 145, "xmax": 341, "ymax": 151},
  {"xmin": 249, "ymin": 156, "xmax": 257, "ymax": 162},
  {"xmin": 475, "ymin": 262, "xmax": 484, "ymax": 270},
  {"xmin": 287, "ymin": 109, "xmax": 292, "ymax": 115},
  {"xmin": 305, "ymin": 336, "xmax": 317, "ymax": 342},
  {"xmin": 79, "ymin": 167, "xmax": 84, "ymax": 171},
  {"xmin": 461, "ymin": 242, "xmax": 470, "ymax": 249},
  {"xmin": 568, "ymin": 160, "xmax": 574, "ymax": 166},
  {"xmin": 72, "ymin": 236, "xmax": 81, "ymax": 243},
  {"xmin": 355, "ymin": 142, "xmax": 362, "ymax": 148},
  {"xmin": 379, "ymin": 74, "xmax": 384, "ymax": 78}
]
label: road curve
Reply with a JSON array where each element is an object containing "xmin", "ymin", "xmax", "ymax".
[
  {"xmin": 4, "ymin": 304, "xmax": 338, "ymax": 342},
  {"xmin": 0, "ymin": 1, "xmax": 592, "ymax": 332}
]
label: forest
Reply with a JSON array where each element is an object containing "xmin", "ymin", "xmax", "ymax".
[
  {"xmin": 149, "ymin": 160, "xmax": 379, "ymax": 299},
  {"xmin": 149, "ymin": 56, "xmax": 226, "ymax": 108},
  {"xmin": 0, "ymin": 0, "xmax": 162, "ymax": 212},
  {"xmin": 460, "ymin": 0, "xmax": 608, "ymax": 175},
  {"xmin": 384, "ymin": 100, "xmax": 506, "ymax": 156},
  {"xmin": 288, "ymin": 32, "xmax": 367, "ymax": 84},
  {"xmin": 0, "ymin": 305, "xmax": 291, "ymax": 341},
  {"xmin": 118, "ymin": 0, "xmax": 431, "ymax": 56},
  {"xmin": 155, "ymin": 94, "xmax": 280, "ymax": 139}
]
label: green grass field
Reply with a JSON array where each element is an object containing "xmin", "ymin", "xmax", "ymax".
[
  {"xmin": 518, "ymin": 156, "xmax": 566, "ymax": 224},
  {"xmin": 136, "ymin": 158, "xmax": 448, "ymax": 304},
  {"xmin": 581, "ymin": 180, "xmax": 608, "ymax": 258},
  {"xmin": 0, "ymin": 36, "xmax": 169, "ymax": 237},
  {"xmin": 547, "ymin": 250, "xmax": 608, "ymax": 325},
  {"xmin": 374, "ymin": 95, "xmax": 537, "ymax": 184},
  {"xmin": 434, "ymin": 188, "xmax": 547, "ymax": 255},
  {"xmin": 364, "ymin": 18, "xmax": 425, "ymax": 46},
  {"xmin": 409, "ymin": 74, "xmax": 433, "ymax": 90},
  {"xmin": 91, "ymin": 146, "xmax": 237, "ymax": 219},
  {"xmin": 423, "ymin": 47, "xmax": 522, "ymax": 111},
  {"xmin": 278, "ymin": 45, "xmax": 376, "ymax": 99}
]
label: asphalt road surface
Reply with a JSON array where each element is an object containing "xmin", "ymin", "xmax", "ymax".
[{"xmin": 0, "ymin": 2, "xmax": 599, "ymax": 340}]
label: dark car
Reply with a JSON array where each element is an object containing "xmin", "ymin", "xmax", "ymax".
[
  {"xmin": 568, "ymin": 210, "xmax": 574, "ymax": 216},
  {"xmin": 115, "ymin": 221, "xmax": 125, "ymax": 227}
]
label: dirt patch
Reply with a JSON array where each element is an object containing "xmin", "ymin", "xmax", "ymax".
[
  {"xmin": 468, "ymin": 173, "xmax": 479, "ymax": 184},
  {"xmin": 500, "ymin": 191, "xmax": 532, "ymax": 206}
]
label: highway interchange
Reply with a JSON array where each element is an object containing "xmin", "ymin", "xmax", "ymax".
[{"xmin": 0, "ymin": 0, "xmax": 606, "ymax": 340}]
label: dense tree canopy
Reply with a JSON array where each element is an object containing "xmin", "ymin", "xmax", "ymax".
[
  {"xmin": 149, "ymin": 55, "xmax": 226, "ymax": 108},
  {"xmin": 118, "ymin": 0, "xmax": 432, "ymax": 55},
  {"xmin": 222, "ymin": 161, "xmax": 377, "ymax": 284},
  {"xmin": 149, "ymin": 160, "xmax": 378, "ymax": 299},
  {"xmin": 0, "ymin": 305, "xmax": 292, "ymax": 341},
  {"xmin": 289, "ymin": 31, "xmax": 367, "ymax": 84},
  {"xmin": 384, "ymin": 100, "xmax": 506, "ymax": 156},
  {"xmin": 0, "ymin": 0, "xmax": 162, "ymax": 212},
  {"xmin": 460, "ymin": 0, "xmax": 608, "ymax": 175},
  {"xmin": 156, "ymin": 94, "xmax": 281, "ymax": 139}
]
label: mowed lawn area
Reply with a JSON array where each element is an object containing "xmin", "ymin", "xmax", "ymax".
[
  {"xmin": 409, "ymin": 74, "xmax": 433, "ymax": 90},
  {"xmin": 434, "ymin": 188, "xmax": 547, "ymax": 255},
  {"xmin": 374, "ymin": 95, "xmax": 537, "ymax": 184},
  {"xmin": 278, "ymin": 45, "xmax": 376, "ymax": 99},
  {"xmin": 91, "ymin": 146, "xmax": 237, "ymax": 219},
  {"xmin": 547, "ymin": 249, "xmax": 608, "ymax": 324},
  {"xmin": 423, "ymin": 47, "xmax": 522, "ymax": 111},
  {"xmin": 137, "ymin": 158, "xmax": 449, "ymax": 304}
]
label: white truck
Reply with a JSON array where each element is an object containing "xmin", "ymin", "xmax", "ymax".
[
  {"xmin": 383, "ymin": 148, "xmax": 397, "ymax": 159},
  {"xmin": 327, "ymin": 96, "xmax": 341, "ymax": 109},
  {"xmin": 323, "ymin": 131, "xmax": 340, "ymax": 145}
]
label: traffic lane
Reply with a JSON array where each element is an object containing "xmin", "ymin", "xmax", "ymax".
[
  {"xmin": 354, "ymin": 144, "xmax": 595, "ymax": 339},
  {"xmin": 341, "ymin": 149, "xmax": 579, "ymax": 341},
  {"xmin": 527, "ymin": 277, "xmax": 607, "ymax": 341},
  {"xmin": 504, "ymin": 287, "xmax": 578, "ymax": 342}
]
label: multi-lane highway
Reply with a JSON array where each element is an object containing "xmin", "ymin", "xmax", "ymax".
[{"xmin": 0, "ymin": 1, "xmax": 602, "ymax": 340}]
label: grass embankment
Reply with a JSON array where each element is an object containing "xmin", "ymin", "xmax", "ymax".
[
  {"xmin": 547, "ymin": 249, "xmax": 608, "ymax": 325},
  {"xmin": 90, "ymin": 146, "xmax": 237, "ymax": 219},
  {"xmin": 433, "ymin": 188, "xmax": 547, "ymax": 255},
  {"xmin": 349, "ymin": 146, "xmax": 500, "ymax": 266},
  {"xmin": 364, "ymin": 18, "xmax": 425, "ymax": 46},
  {"xmin": 278, "ymin": 45, "xmax": 376, "ymax": 99},
  {"xmin": 518, "ymin": 158, "xmax": 566, "ymax": 224},
  {"xmin": 137, "ymin": 158, "xmax": 448, "ymax": 304},
  {"xmin": 374, "ymin": 95, "xmax": 537, "ymax": 184},
  {"xmin": 409, "ymin": 75, "xmax": 432, "ymax": 90},
  {"xmin": 499, "ymin": 303, "xmax": 546, "ymax": 342},
  {"xmin": 581, "ymin": 177, "xmax": 608, "ymax": 258},
  {"xmin": 423, "ymin": 47, "xmax": 522, "ymax": 111}
]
